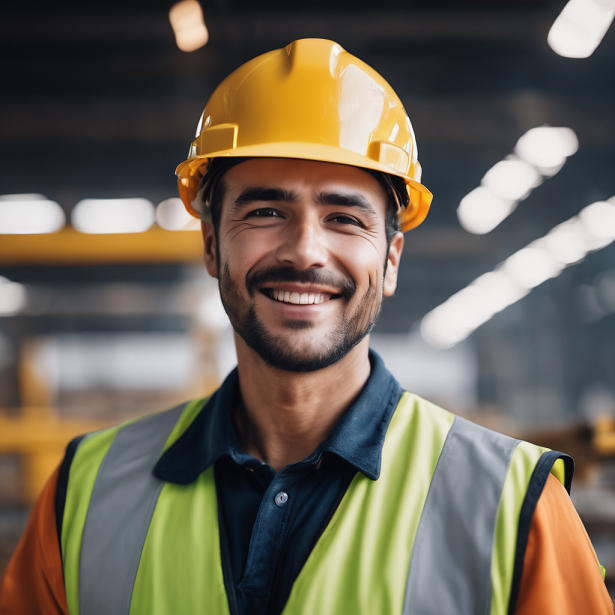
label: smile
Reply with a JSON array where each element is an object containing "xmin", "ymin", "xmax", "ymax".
[{"xmin": 269, "ymin": 289, "xmax": 330, "ymax": 305}]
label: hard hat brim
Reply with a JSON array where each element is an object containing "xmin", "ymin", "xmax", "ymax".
[{"xmin": 176, "ymin": 142, "xmax": 432, "ymax": 232}]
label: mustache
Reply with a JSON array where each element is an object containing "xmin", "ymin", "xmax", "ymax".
[{"xmin": 246, "ymin": 266, "xmax": 356, "ymax": 300}]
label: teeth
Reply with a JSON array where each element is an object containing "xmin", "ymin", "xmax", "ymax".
[{"xmin": 272, "ymin": 290, "xmax": 327, "ymax": 305}]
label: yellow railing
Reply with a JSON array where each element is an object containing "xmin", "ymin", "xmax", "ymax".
[
  {"xmin": 0, "ymin": 227, "xmax": 204, "ymax": 266},
  {"xmin": 0, "ymin": 406, "xmax": 114, "ymax": 503}
]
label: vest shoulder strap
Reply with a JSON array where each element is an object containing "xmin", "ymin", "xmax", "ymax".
[
  {"xmin": 506, "ymin": 449, "xmax": 574, "ymax": 614},
  {"xmin": 403, "ymin": 414, "xmax": 573, "ymax": 615},
  {"xmin": 78, "ymin": 403, "xmax": 187, "ymax": 615},
  {"xmin": 403, "ymin": 415, "xmax": 520, "ymax": 615}
]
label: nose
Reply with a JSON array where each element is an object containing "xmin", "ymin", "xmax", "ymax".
[{"xmin": 275, "ymin": 214, "xmax": 328, "ymax": 270}]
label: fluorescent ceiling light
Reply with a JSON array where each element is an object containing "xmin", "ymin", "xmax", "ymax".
[
  {"xmin": 481, "ymin": 158, "xmax": 541, "ymax": 201},
  {"xmin": 471, "ymin": 271, "xmax": 529, "ymax": 313},
  {"xmin": 502, "ymin": 242, "xmax": 565, "ymax": 290},
  {"xmin": 424, "ymin": 195, "xmax": 615, "ymax": 348},
  {"xmin": 457, "ymin": 187, "xmax": 517, "ymax": 235},
  {"xmin": 72, "ymin": 198, "xmax": 155, "ymax": 234},
  {"xmin": 579, "ymin": 199, "xmax": 615, "ymax": 238},
  {"xmin": 543, "ymin": 218, "xmax": 592, "ymax": 264},
  {"xmin": 156, "ymin": 198, "xmax": 200, "ymax": 231},
  {"xmin": 169, "ymin": 0, "xmax": 209, "ymax": 52},
  {"xmin": 515, "ymin": 126, "xmax": 579, "ymax": 170},
  {"xmin": 458, "ymin": 126, "xmax": 577, "ymax": 235},
  {"xmin": 548, "ymin": 0, "xmax": 615, "ymax": 58},
  {"xmin": 0, "ymin": 276, "xmax": 28, "ymax": 316},
  {"xmin": 420, "ymin": 307, "xmax": 475, "ymax": 350},
  {"xmin": 0, "ymin": 195, "xmax": 65, "ymax": 234},
  {"xmin": 420, "ymin": 273, "xmax": 529, "ymax": 349}
]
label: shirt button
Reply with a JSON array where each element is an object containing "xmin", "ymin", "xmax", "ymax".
[{"xmin": 274, "ymin": 491, "xmax": 289, "ymax": 507}]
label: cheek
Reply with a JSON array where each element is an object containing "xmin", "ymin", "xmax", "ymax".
[
  {"xmin": 221, "ymin": 234, "xmax": 270, "ymax": 275},
  {"xmin": 332, "ymin": 236, "xmax": 387, "ymax": 285}
]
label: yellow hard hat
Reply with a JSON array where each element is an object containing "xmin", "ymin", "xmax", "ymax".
[{"xmin": 176, "ymin": 38, "xmax": 432, "ymax": 232}]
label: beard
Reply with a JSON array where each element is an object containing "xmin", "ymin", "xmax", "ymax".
[{"xmin": 218, "ymin": 263, "xmax": 383, "ymax": 372}]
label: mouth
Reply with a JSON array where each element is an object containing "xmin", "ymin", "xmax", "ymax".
[{"xmin": 263, "ymin": 288, "xmax": 340, "ymax": 305}]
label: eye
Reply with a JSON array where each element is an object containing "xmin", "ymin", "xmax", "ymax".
[
  {"xmin": 246, "ymin": 207, "xmax": 282, "ymax": 218},
  {"xmin": 328, "ymin": 213, "xmax": 362, "ymax": 226}
]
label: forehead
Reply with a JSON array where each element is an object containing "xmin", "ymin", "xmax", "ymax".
[{"xmin": 220, "ymin": 158, "xmax": 388, "ymax": 213}]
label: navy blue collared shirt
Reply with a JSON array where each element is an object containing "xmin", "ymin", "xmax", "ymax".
[{"xmin": 155, "ymin": 350, "xmax": 402, "ymax": 615}]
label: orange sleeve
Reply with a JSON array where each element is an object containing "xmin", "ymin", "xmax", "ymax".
[
  {"xmin": 0, "ymin": 466, "xmax": 68, "ymax": 615},
  {"xmin": 515, "ymin": 473, "xmax": 613, "ymax": 615}
]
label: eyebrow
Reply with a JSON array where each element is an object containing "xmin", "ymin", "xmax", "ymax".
[
  {"xmin": 315, "ymin": 191, "xmax": 378, "ymax": 216},
  {"xmin": 230, "ymin": 186, "xmax": 378, "ymax": 217},
  {"xmin": 231, "ymin": 188, "xmax": 297, "ymax": 211}
]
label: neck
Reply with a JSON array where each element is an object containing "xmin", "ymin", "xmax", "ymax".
[{"xmin": 233, "ymin": 334, "xmax": 372, "ymax": 472}]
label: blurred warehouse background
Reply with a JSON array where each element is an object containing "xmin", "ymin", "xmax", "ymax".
[{"xmin": 1, "ymin": 0, "xmax": 615, "ymax": 587}]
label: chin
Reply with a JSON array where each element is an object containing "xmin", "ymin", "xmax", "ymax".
[{"xmin": 242, "ymin": 329, "xmax": 367, "ymax": 373}]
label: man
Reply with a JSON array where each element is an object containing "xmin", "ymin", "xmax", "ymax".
[{"xmin": 1, "ymin": 38, "xmax": 612, "ymax": 615}]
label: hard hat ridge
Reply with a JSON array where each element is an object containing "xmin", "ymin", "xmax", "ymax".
[{"xmin": 176, "ymin": 38, "xmax": 432, "ymax": 231}]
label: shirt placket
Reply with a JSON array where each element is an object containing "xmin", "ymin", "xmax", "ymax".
[{"xmin": 237, "ymin": 469, "xmax": 296, "ymax": 605}]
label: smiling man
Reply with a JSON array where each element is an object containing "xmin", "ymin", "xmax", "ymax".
[
  {"xmin": 213, "ymin": 159, "xmax": 394, "ymax": 376},
  {"xmin": 1, "ymin": 39, "xmax": 612, "ymax": 615}
]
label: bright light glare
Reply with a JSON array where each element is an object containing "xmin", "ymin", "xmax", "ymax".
[
  {"xmin": 579, "ymin": 200, "xmax": 615, "ymax": 239},
  {"xmin": 156, "ymin": 198, "xmax": 199, "ymax": 231},
  {"xmin": 471, "ymin": 271, "xmax": 529, "ymax": 311},
  {"xmin": 515, "ymin": 126, "xmax": 579, "ymax": 170},
  {"xmin": 548, "ymin": 0, "xmax": 615, "ymax": 58},
  {"xmin": 72, "ymin": 198, "xmax": 155, "ymax": 234},
  {"xmin": 423, "ymin": 195, "xmax": 615, "ymax": 348},
  {"xmin": 420, "ymin": 272, "xmax": 529, "ymax": 349},
  {"xmin": 481, "ymin": 158, "xmax": 541, "ymax": 201},
  {"xmin": 421, "ymin": 272, "xmax": 529, "ymax": 348},
  {"xmin": 458, "ymin": 126, "xmax": 577, "ymax": 235},
  {"xmin": 0, "ymin": 196, "xmax": 65, "ymax": 234},
  {"xmin": 0, "ymin": 276, "xmax": 28, "ymax": 316},
  {"xmin": 503, "ymin": 242, "xmax": 564, "ymax": 289},
  {"xmin": 169, "ymin": 0, "xmax": 209, "ymax": 52},
  {"xmin": 543, "ymin": 218, "xmax": 591, "ymax": 264},
  {"xmin": 457, "ymin": 187, "xmax": 517, "ymax": 235},
  {"xmin": 445, "ymin": 289, "xmax": 490, "ymax": 329},
  {"xmin": 420, "ymin": 307, "xmax": 474, "ymax": 350}
]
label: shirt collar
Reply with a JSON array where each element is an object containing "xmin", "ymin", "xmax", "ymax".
[{"xmin": 154, "ymin": 349, "xmax": 402, "ymax": 484}]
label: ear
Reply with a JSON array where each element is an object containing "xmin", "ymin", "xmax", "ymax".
[
  {"xmin": 201, "ymin": 220, "xmax": 219, "ymax": 278},
  {"xmin": 383, "ymin": 231, "xmax": 404, "ymax": 297}
]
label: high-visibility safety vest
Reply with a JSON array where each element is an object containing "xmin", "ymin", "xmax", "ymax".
[{"xmin": 61, "ymin": 392, "xmax": 572, "ymax": 615}]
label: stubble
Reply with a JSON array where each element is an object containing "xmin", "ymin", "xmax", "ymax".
[{"xmin": 218, "ymin": 263, "xmax": 383, "ymax": 372}]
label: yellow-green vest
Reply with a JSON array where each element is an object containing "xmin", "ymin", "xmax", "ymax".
[{"xmin": 61, "ymin": 392, "xmax": 572, "ymax": 615}]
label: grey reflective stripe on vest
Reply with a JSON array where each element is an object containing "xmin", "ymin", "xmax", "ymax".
[
  {"xmin": 403, "ymin": 415, "xmax": 520, "ymax": 615},
  {"xmin": 79, "ymin": 403, "xmax": 186, "ymax": 615}
]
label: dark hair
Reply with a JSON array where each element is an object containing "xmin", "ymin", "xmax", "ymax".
[
  {"xmin": 364, "ymin": 169, "xmax": 403, "ymax": 246},
  {"xmin": 202, "ymin": 158, "xmax": 403, "ymax": 246}
]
